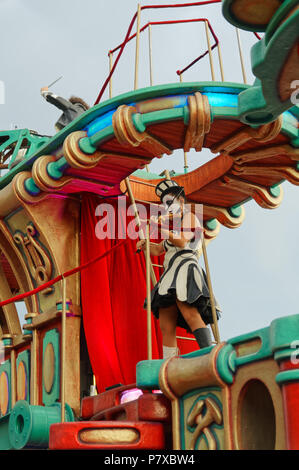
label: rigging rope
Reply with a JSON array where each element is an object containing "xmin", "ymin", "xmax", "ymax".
[{"xmin": 0, "ymin": 238, "xmax": 131, "ymax": 308}]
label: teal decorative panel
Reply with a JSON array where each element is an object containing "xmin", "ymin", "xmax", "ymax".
[
  {"xmin": 16, "ymin": 350, "xmax": 30, "ymax": 403},
  {"xmin": 42, "ymin": 329, "xmax": 60, "ymax": 406},
  {"xmin": 179, "ymin": 388, "xmax": 224, "ymax": 450},
  {"xmin": 0, "ymin": 360, "xmax": 11, "ymax": 416}
]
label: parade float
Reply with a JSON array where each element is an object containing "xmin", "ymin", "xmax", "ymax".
[{"xmin": 0, "ymin": 0, "xmax": 298, "ymax": 450}]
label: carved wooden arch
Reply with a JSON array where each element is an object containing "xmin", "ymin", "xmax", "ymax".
[{"xmin": 0, "ymin": 220, "xmax": 37, "ymax": 337}]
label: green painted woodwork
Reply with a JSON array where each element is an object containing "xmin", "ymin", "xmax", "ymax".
[
  {"xmin": 211, "ymin": 106, "xmax": 239, "ymax": 119},
  {"xmin": 269, "ymin": 184, "xmax": 281, "ymax": 198},
  {"xmin": 227, "ymin": 314, "xmax": 299, "ymax": 368},
  {"xmin": 0, "ymin": 80, "xmax": 297, "ymax": 240},
  {"xmin": 221, "ymin": 0, "xmax": 284, "ymax": 32},
  {"xmin": 2, "ymin": 337, "xmax": 12, "ymax": 346},
  {"xmin": 216, "ymin": 344, "xmax": 237, "ymax": 384},
  {"xmin": 24, "ymin": 177, "xmax": 41, "ymax": 196},
  {"xmin": 0, "ymin": 82, "xmax": 252, "ymax": 189},
  {"xmin": 16, "ymin": 350, "xmax": 30, "ymax": 403},
  {"xmin": 0, "ymin": 360, "xmax": 11, "ymax": 416},
  {"xmin": 0, "ymin": 82, "xmax": 297, "ymax": 197},
  {"xmin": 47, "ymin": 157, "xmax": 69, "ymax": 180},
  {"xmin": 136, "ymin": 346, "xmax": 213, "ymax": 390},
  {"xmin": 180, "ymin": 389, "xmax": 223, "ymax": 450},
  {"xmin": 0, "ymin": 82, "xmax": 299, "ymax": 194},
  {"xmin": 132, "ymin": 169, "xmax": 169, "ymax": 180},
  {"xmin": 137, "ymin": 107, "xmax": 188, "ymax": 129},
  {"xmin": 228, "ymin": 204, "xmax": 243, "ymax": 218},
  {"xmin": 0, "ymin": 129, "xmax": 49, "ymax": 169},
  {"xmin": 138, "ymin": 315, "xmax": 299, "ymax": 394},
  {"xmin": 56, "ymin": 299, "xmax": 72, "ymax": 312},
  {"xmin": 238, "ymin": 4, "xmax": 299, "ymax": 125},
  {"xmin": 276, "ymin": 369, "xmax": 299, "ymax": 385},
  {"xmin": 270, "ymin": 314, "xmax": 299, "ymax": 360},
  {"xmin": 89, "ymin": 125, "xmax": 115, "ymax": 150},
  {"xmin": 204, "ymin": 218, "xmax": 218, "ymax": 231},
  {"xmin": 136, "ymin": 359, "xmax": 164, "ymax": 390},
  {"xmin": 8, "ymin": 400, "xmax": 74, "ymax": 449},
  {"xmin": 265, "ymin": 0, "xmax": 299, "ymax": 44},
  {"xmin": 0, "ymin": 414, "xmax": 12, "ymax": 450},
  {"xmin": 42, "ymin": 329, "xmax": 60, "ymax": 406}
]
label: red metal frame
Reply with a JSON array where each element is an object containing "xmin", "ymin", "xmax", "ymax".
[
  {"xmin": 94, "ymin": 1, "xmax": 222, "ymax": 104},
  {"xmin": 109, "ymin": 17, "xmax": 219, "ymax": 79}
]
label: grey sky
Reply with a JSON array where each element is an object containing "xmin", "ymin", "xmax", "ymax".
[{"xmin": 0, "ymin": 0, "xmax": 298, "ymax": 341}]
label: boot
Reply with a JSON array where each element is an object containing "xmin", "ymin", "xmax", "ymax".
[{"xmin": 192, "ymin": 327, "xmax": 212, "ymax": 349}]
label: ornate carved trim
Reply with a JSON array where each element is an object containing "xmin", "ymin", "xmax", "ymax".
[
  {"xmin": 232, "ymin": 163, "xmax": 299, "ymax": 186},
  {"xmin": 63, "ymin": 131, "xmax": 105, "ymax": 169},
  {"xmin": 186, "ymin": 397, "xmax": 222, "ymax": 450},
  {"xmin": 13, "ymin": 171, "xmax": 47, "ymax": 205},
  {"xmin": 211, "ymin": 117, "xmax": 283, "ymax": 154},
  {"xmin": 159, "ymin": 343, "xmax": 227, "ymax": 398},
  {"xmin": 112, "ymin": 105, "xmax": 173, "ymax": 156},
  {"xmin": 159, "ymin": 344, "xmax": 227, "ymax": 450},
  {"xmin": 13, "ymin": 223, "xmax": 53, "ymax": 291},
  {"xmin": 232, "ymin": 144, "xmax": 299, "ymax": 165},
  {"xmin": 203, "ymin": 204, "xmax": 245, "ymax": 229},
  {"xmin": 32, "ymin": 155, "xmax": 73, "ymax": 192},
  {"xmin": 221, "ymin": 175, "xmax": 283, "ymax": 209},
  {"xmin": 184, "ymin": 92, "xmax": 211, "ymax": 152},
  {"xmin": 0, "ymin": 220, "xmax": 38, "ymax": 312},
  {"xmin": 203, "ymin": 219, "xmax": 221, "ymax": 240}
]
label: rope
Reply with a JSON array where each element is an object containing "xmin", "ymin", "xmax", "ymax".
[{"xmin": 0, "ymin": 238, "xmax": 130, "ymax": 308}]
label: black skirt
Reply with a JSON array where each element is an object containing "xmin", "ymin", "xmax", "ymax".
[{"xmin": 144, "ymin": 249, "xmax": 221, "ymax": 332}]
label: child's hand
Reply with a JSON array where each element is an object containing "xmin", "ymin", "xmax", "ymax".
[{"xmin": 136, "ymin": 239, "xmax": 146, "ymax": 252}]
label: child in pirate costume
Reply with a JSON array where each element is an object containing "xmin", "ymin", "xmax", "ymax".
[{"xmin": 136, "ymin": 179, "xmax": 221, "ymax": 359}]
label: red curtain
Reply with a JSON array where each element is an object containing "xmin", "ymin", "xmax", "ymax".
[{"xmin": 80, "ymin": 193, "xmax": 197, "ymax": 393}]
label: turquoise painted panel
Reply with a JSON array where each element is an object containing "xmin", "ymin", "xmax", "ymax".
[
  {"xmin": 42, "ymin": 329, "xmax": 60, "ymax": 406},
  {"xmin": 180, "ymin": 388, "xmax": 223, "ymax": 450},
  {"xmin": 0, "ymin": 414, "xmax": 11, "ymax": 450},
  {"xmin": 16, "ymin": 350, "xmax": 30, "ymax": 403},
  {"xmin": 136, "ymin": 346, "xmax": 213, "ymax": 390},
  {"xmin": 0, "ymin": 360, "xmax": 11, "ymax": 416}
]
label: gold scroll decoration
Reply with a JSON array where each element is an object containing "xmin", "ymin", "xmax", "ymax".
[
  {"xmin": 220, "ymin": 175, "xmax": 283, "ymax": 209},
  {"xmin": 63, "ymin": 131, "xmax": 105, "ymax": 170},
  {"xmin": 211, "ymin": 117, "xmax": 283, "ymax": 155},
  {"xmin": 232, "ymin": 164, "xmax": 299, "ymax": 186},
  {"xmin": 184, "ymin": 92, "xmax": 211, "ymax": 152},
  {"xmin": 159, "ymin": 343, "xmax": 227, "ymax": 450},
  {"xmin": 13, "ymin": 223, "xmax": 53, "ymax": 290},
  {"xmin": 13, "ymin": 171, "xmax": 48, "ymax": 205},
  {"xmin": 187, "ymin": 397, "xmax": 222, "ymax": 450},
  {"xmin": 231, "ymin": 144, "xmax": 299, "ymax": 165},
  {"xmin": 203, "ymin": 220, "xmax": 221, "ymax": 240},
  {"xmin": 32, "ymin": 155, "xmax": 73, "ymax": 192},
  {"xmin": 203, "ymin": 203, "xmax": 245, "ymax": 229},
  {"xmin": 112, "ymin": 105, "xmax": 173, "ymax": 156}
]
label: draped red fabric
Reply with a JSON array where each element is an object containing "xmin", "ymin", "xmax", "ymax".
[{"xmin": 80, "ymin": 193, "xmax": 197, "ymax": 393}]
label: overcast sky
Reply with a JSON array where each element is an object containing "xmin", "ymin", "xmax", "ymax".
[{"xmin": 0, "ymin": 0, "xmax": 298, "ymax": 341}]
